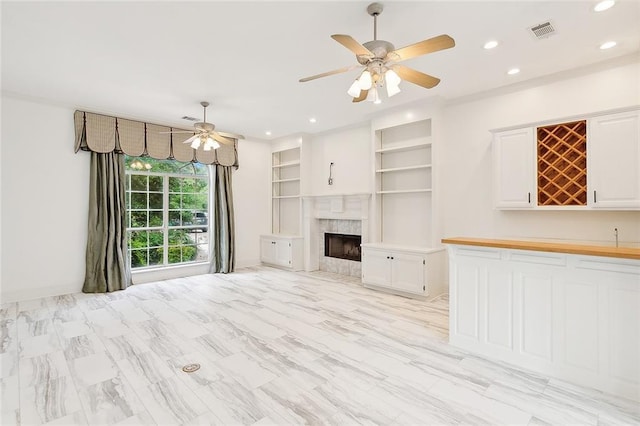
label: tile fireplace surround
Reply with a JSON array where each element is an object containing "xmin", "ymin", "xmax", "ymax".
[
  {"xmin": 319, "ymin": 220, "xmax": 362, "ymax": 277},
  {"xmin": 302, "ymin": 194, "xmax": 370, "ymax": 276}
]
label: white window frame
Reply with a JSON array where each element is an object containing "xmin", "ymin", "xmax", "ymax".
[{"xmin": 125, "ymin": 168, "xmax": 211, "ymax": 270}]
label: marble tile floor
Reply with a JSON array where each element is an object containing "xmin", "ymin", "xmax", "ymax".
[{"xmin": 1, "ymin": 266, "xmax": 638, "ymax": 425}]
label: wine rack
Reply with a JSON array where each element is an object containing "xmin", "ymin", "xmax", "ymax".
[{"xmin": 537, "ymin": 120, "xmax": 587, "ymax": 206}]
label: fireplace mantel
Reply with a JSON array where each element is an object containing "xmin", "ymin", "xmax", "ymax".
[{"xmin": 302, "ymin": 193, "xmax": 371, "ymax": 220}]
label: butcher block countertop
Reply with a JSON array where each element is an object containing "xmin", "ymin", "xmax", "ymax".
[{"xmin": 441, "ymin": 237, "xmax": 640, "ymax": 261}]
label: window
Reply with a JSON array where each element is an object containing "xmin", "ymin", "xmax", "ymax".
[{"xmin": 125, "ymin": 156, "xmax": 210, "ymax": 269}]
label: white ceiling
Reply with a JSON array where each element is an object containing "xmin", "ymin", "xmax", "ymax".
[{"xmin": 2, "ymin": 1, "xmax": 639, "ymax": 140}]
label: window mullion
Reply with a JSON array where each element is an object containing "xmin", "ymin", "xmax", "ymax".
[{"xmin": 163, "ymin": 175, "xmax": 169, "ymax": 266}]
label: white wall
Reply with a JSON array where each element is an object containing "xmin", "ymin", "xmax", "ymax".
[
  {"xmin": 1, "ymin": 96, "xmax": 89, "ymax": 302},
  {"xmin": 308, "ymin": 124, "xmax": 371, "ymax": 196},
  {"xmin": 0, "ymin": 95, "xmax": 271, "ymax": 302},
  {"xmin": 442, "ymin": 60, "xmax": 640, "ymax": 245},
  {"xmin": 233, "ymin": 138, "xmax": 271, "ymax": 267}
]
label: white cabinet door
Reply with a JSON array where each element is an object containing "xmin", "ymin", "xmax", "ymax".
[
  {"xmin": 390, "ymin": 252, "xmax": 425, "ymax": 294},
  {"xmin": 588, "ymin": 110, "xmax": 640, "ymax": 209},
  {"xmin": 260, "ymin": 237, "xmax": 276, "ymax": 264},
  {"xmin": 274, "ymin": 239, "xmax": 292, "ymax": 267},
  {"xmin": 362, "ymin": 248, "xmax": 391, "ymax": 287},
  {"xmin": 493, "ymin": 128, "xmax": 535, "ymax": 208}
]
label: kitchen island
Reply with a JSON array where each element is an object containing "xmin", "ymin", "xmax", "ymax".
[{"xmin": 442, "ymin": 237, "xmax": 640, "ymax": 401}]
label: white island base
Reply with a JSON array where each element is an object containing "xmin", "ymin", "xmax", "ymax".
[{"xmin": 443, "ymin": 238, "xmax": 640, "ymax": 401}]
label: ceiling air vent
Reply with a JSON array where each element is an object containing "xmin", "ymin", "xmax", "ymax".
[
  {"xmin": 528, "ymin": 21, "xmax": 556, "ymax": 39},
  {"xmin": 181, "ymin": 116, "xmax": 198, "ymax": 121}
]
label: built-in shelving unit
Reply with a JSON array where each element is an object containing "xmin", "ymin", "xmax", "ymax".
[
  {"xmin": 373, "ymin": 119, "xmax": 434, "ymax": 246},
  {"xmin": 271, "ymin": 146, "xmax": 301, "ymax": 235}
]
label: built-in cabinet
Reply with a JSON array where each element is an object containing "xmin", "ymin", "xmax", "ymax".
[
  {"xmin": 261, "ymin": 145, "xmax": 304, "ymax": 270},
  {"xmin": 588, "ymin": 110, "xmax": 640, "ymax": 209},
  {"xmin": 361, "ymin": 243, "xmax": 445, "ymax": 296},
  {"xmin": 492, "ymin": 108, "xmax": 640, "ymax": 210},
  {"xmin": 445, "ymin": 240, "xmax": 640, "ymax": 400},
  {"xmin": 362, "ymin": 115, "xmax": 447, "ymax": 297},
  {"xmin": 271, "ymin": 146, "xmax": 301, "ymax": 234},
  {"xmin": 259, "ymin": 235, "xmax": 303, "ymax": 271},
  {"xmin": 373, "ymin": 119, "xmax": 434, "ymax": 246},
  {"xmin": 492, "ymin": 127, "xmax": 536, "ymax": 209}
]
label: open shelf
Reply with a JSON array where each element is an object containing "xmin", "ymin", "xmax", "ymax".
[
  {"xmin": 272, "ymin": 195, "xmax": 300, "ymax": 199},
  {"xmin": 271, "ymin": 146, "xmax": 301, "ymax": 235},
  {"xmin": 377, "ymin": 189, "xmax": 432, "ymax": 194},
  {"xmin": 272, "ymin": 160, "xmax": 300, "ymax": 169},
  {"xmin": 376, "ymin": 164, "xmax": 432, "ymax": 173},
  {"xmin": 375, "ymin": 140, "xmax": 432, "ymax": 154},
  {"xmin": 374, "ymin": 118, "xmax": 434, "ymax": 247}
]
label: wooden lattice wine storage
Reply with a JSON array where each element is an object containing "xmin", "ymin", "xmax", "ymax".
[{"xmin": 537, "ymin": 120, "xmax": 587, "ymax": 206}]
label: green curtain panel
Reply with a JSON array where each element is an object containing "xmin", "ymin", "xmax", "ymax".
[
  {"xmin": 83, "ymin": 152, "xmax": 131, "ymax": 293},
  {"xmin": 210, "ymin": 165, "xmax": 235, "ymax": 273}
]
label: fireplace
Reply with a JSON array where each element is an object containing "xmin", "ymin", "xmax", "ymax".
[{"xmin": 324, "ymin": 233, "xmax": 361, "ymax": 262}]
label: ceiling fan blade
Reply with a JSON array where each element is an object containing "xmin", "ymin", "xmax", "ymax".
[
  {"xmin": 352, "ymin": 89, "xmax": 368, "ymax": 103},
  {"xmin": 387, "ymin": 34, "xmax": 455, "ymax": 62},
  {"xmin": 393, "ymin": 65, "xmax": 441, "ymax": 89},
  {"xmin": 331, "ymin": 34, "xmax": 373, "ymax": 57},
  {"xmin": 159, "ymin": 130, "xmax": 193, "ymax": 134},
  {"xmin": 216, "ymin": 130, "xmax": 245, "ymax": 140},
  {"xmin": 212, "ymin": 132, "xmax": 234, "ymax": 145},
  {"xmin": 299, "ymin": 64, "xmax": 361, "ymax": 82},
  {"xmin": 182, "ymin": 134, "xmax": 199, "ymax": 144}
]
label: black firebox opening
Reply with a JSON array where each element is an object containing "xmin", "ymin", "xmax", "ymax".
[{"xmin": 324, "ymin": 233, "xmax": 361, "ymax": 262}]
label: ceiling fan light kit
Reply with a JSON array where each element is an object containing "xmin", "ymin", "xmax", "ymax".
[
  {"xmin": 299, "ymin": 2, "xmax": 455, "ymax": 104},
  {"xmin": 161, "ymin": 101, "xmax": 244, "ymax": 150}
]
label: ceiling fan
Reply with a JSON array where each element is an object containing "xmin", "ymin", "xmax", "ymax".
[
  {"xmin": 162, "ymin": 101, "xmax": 245, "ymax": 150},
  {"xmin": 299, "ymin": 2, "xmax": 455, "ymax": 103}
]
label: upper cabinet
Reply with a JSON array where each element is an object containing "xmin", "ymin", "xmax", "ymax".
[
  {"xmin": 492, "ymin": 127, "xmax": 535, "ymax": 209},
  {"xmin": 588, "ymin": 110, "xmax": 640, "ymax": 209},
  {"xmin": 492, "ymin": 108, "xmax": 640, "ymax": 210}
]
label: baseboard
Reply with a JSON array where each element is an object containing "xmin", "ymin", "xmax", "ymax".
[
  {"xmin": 1, "ymin": 283, "xmax": 81, "ymax": 304},
  {"xmin": 132, "ymin": 263, "xmax": 210, "ymax": 284},
  {"xmin": 235, "ymin": 258, "xmax": 261, "ymax": 269}
]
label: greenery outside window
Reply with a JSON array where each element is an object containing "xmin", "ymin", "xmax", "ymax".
[{"xmin": 125, "ymin": 156, "xmax": 210, "ymax": 269}]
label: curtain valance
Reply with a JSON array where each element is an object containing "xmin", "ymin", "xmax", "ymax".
[{"xmin": 74, "ymin": 110, "xmax": 238, "ymax": 167}]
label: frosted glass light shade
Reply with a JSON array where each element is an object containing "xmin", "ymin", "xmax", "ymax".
[
  {"xmin": 190, "ymin": 139, "xmax": 201, "ymax": 149},
  {"xmin": 385, "ymin": 69, "xmax": 401, "ymax": 87},
  {"xmin": 366, "ymin": 86, "xmax": 381, "ymax": 104},
  {"xmin": 358, "ymin": 71, "xmax": 373, "ymax": 90},
  {"xmin": 204, "ymin": 137, "xmax": 220, "ymax": 151},
  {"xmin": 347, "ymin": 80, "xmax": 362, "ymax": 97},
  {"xmin": 386, "ymin": 83, "xmax": 401, "ymax": 97}
]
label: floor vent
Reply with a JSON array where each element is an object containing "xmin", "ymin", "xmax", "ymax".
[
  {"xmin": 529, "ymin": 21, "xmax": 556, "ymax": 39},
  {"xmin": 182, "ymin": 363, "xmax": 201, "ymax": 373}
]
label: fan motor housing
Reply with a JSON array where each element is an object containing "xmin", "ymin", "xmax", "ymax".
[
  {"xmin": 362, "ymin": 40, "xmax": 395, "ymax": 62},
  {"xmin": 195, "ymin": 122, "xmax": 215, "ymax": 132}
]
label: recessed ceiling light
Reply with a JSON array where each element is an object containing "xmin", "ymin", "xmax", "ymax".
[
  {"xmin": 309, "ymin": 117, "xmax": 317, "ymax": 123},
  {"xmin": 507, "ymin": 68, "xmax": 520, "ymax": 75},
  {"xmin": 594, "ymin": 0, "xmax": 615, "ymax": 12},
  {"xmin": 600, "ymin": 41, "xmax": 617, "ymax": 49},
  {"xmin": 265, "ymin": 131, "xmax": 272, "ymax": 136},
  {"xmin": 484, "ymin": 40, "xmax": 499, "ymax": 49}
]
